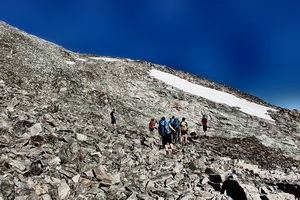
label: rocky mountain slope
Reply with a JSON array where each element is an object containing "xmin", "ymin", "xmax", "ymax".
[{"xmin": 0, "ymin": 20, "xmax": 300, "ymax": 200}]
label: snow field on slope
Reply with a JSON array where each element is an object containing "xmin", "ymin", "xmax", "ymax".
[
  {"xmin": 90, "ymin": 57, "xmax": 120, "ymax": 62},
  {"xmin": 149, "ymin": 69, "xmax": 276, "ymax": 121}
]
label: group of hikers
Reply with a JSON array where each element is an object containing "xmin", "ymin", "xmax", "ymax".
[
  {"xmin": 110, "ymin": 109, "xmax": 209, "ymax": 154},
  {"xmin": 149, "ymin": 115, "xmax": 209, "ymax": 154}
]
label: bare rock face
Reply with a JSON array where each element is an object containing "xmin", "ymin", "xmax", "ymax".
[{"xmin": 1, "ymin": 20, "xmax": 300, "ymax": 199}]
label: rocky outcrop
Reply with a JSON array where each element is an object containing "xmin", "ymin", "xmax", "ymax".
[{"xmin": 0, "ymin": 20, "xmax": 300, "ymax": 199}]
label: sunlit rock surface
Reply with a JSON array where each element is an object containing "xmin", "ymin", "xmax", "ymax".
[{"xmin": 1, "ymin": 20, "xmax": 300, "ymax": 199}]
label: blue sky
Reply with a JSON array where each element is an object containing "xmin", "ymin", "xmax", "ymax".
[{"xmin": 1, "ymin": 0, "xmax": 300, "ymax": 110}]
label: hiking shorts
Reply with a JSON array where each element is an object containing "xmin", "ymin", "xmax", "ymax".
[
  {"xmin": 203, "ymin": 125, "xmax": 208, "ymax": 131},
  {"xmin": 149, "ymin": 128, "xmax": 155, "ymax": 134},
  {"xmin": 181, "ymin": 130, "xmax": 188, "ymax": 135},
  {"xmin": 163, "ymin": 133, "xmax": 172, "ymax": 145},
  {"xmin": 111, "ymin": 117, "xmax": 116, "ymax": 124}
]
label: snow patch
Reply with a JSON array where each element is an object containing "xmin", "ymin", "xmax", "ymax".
[
  {"xmin": 149, "ymin": 69, "xmax": 276, "ymax": 121},
  {"xmin": 65, "ymin": 61, "xmax": 75, "ymax": 65},
  {"xmin": 90, "ymin": 57, "xmax": 120, "ymax": 62},
  {"xmin": 76, "ymin": 58, "xmax": 87, "ymax": 62}
]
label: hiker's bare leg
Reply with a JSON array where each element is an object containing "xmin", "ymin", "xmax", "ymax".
[
  {"xmin": 170, "ymin": 143, "xmax": 174, "ymax": 150},
  {"xmin": 165, "ymin": 145, "xmax": 169, "ymax": 153}
]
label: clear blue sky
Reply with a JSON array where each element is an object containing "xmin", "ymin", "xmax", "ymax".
[{"xmin": 1, "ymin": 0, "xmax": 300, "ymax": 110}]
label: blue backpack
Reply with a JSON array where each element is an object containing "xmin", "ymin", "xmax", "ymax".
[
  {"xmin": 168, "ymin": 118, "xmax": 174, "ymax": 127},
  {"xmin": 174, "ymin": 118, "xmax": 180, "ymax": 129},
  {"xmin": 159, "ymin": 120, "xmax": 168, "ymax": 135}
]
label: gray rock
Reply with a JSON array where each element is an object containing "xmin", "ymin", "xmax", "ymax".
[
  {"xmin": 58, "ymin": 179, "xmax": 70, "ymax": 200},
  {"xmin": 263, "ymin": 193, "xmax": 296, "ymax": 200},
  {"xmin": 41, "ymin": 194, "xmax": 52, "ymax": 200},
  {"xmin": 179, "ymin": 192, "xmax": 196, "ymax": 200},
  {"xmin": 0, "ymin": 20, "xmax": 300, "ymax": 199},
  {"xmin": 28, "ymin": 123, "xmax": 43, "ymax": 135},
  {"xmin": 9, "ymin": 160, "xmax": 26, "ymax": 172},
  {"xmin": 48, "ymin": 156, "xmax": 61, "ymax": 166},
  {"xmin": 201, "ymin": 177, "xmax": 210, "ymax": 185},
  {"xmin": 242, "ymin": 184, "xmax": 261, "ymax": 200},
  {"xmin": 93, "ymin": 167, "xmax": 120, "ymax": 185},
  {"xmin": 76, "ymin": 133, "xmax": 87, "ymax": 141}
]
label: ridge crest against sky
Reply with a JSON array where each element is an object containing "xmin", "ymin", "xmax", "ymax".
[{"xmin": 1, "ymin": 0, "xmax": 300, "ymax": 110}]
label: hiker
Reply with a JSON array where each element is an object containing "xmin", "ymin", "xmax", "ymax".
[
  {"xmin": 159, "ymin": 117, "xmax": 175, "ymax": 153},
  {"xmin": 169, "ymin": 116, "xmax": 180, "ymax": 143},
  {"xmin": 158, "ymin": 117, "xmax": 167, "ymax": 149},
  {"xmin": 180, "ymin": 117, "xmax": 189, "ymax": 144},
  {"xmin": 168, "ymin": 116, "xmax": 176, "ymax": 143},
  {"xmin": 174, "ymin": 117, "xmax": 181, "ymax": 143},
  {"xmin": 149, "ymin": 119, "xmax": 156, "ymax": 134},
  {"xmin": 201, "ymin": 114, "xmax": 208, "ymax": 137},
  {"xmin": 110, "ymin": 109, "xmax": 117, "ymax": 127}
]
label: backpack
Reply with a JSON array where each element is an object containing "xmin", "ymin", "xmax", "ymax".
[
  {"xmin": 180, "ymin": 121, "xmax": 188, "ymax": 131},
  {"xmin": 174, "ymin": 118, "xmax": 180, "ymax": 129},
  {"xmin": 159, "ymin": 120, "xmax": 166, "ymax": 132},
  {"xmin": 168, "ymin": 118, "xmax": 176, "ymax": 128},
  {"xmin": 202, "ymin": 117, "xmax": 207, "ymax": 125},
  {"xmin": 171, "ymin": 120, "xmax": 176, "ymax": 128},
  {"xmin": 158, "ymin": 120, "xmax": 163, "ymax": 128}
]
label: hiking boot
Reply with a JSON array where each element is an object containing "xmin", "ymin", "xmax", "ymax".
[{"xmin": 172, "ymin": 149, "xmax": 180, "ymax": 155}]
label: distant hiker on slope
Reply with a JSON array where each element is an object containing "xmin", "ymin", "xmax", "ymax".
[
  {"xmin": 180, "ymin": 117, "xmax": 189, "ymax": 144},
  {"xmin": 201, "ymin": 114, "xmax": 208, "ymax": 137},
  {"xmin": 110, "ymin": 109, "xmax": 117, "ymax": 127},
  {"xmin": 149, "ymin": 119, "xmax": 157, "ymax": 134}
]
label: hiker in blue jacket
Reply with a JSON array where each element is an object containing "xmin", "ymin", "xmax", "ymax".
[{"xmin": 159, "ymin": 117, "xmax": 175, "ymax": 153}]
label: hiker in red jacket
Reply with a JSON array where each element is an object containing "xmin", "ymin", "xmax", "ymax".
[
  {"xmin": 201, "ymin": 115, "xmax": 208, "ymax": 137},
  {"xmin": 149, "ymin": 119, "xmax": 156, "ymax": 134}
]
